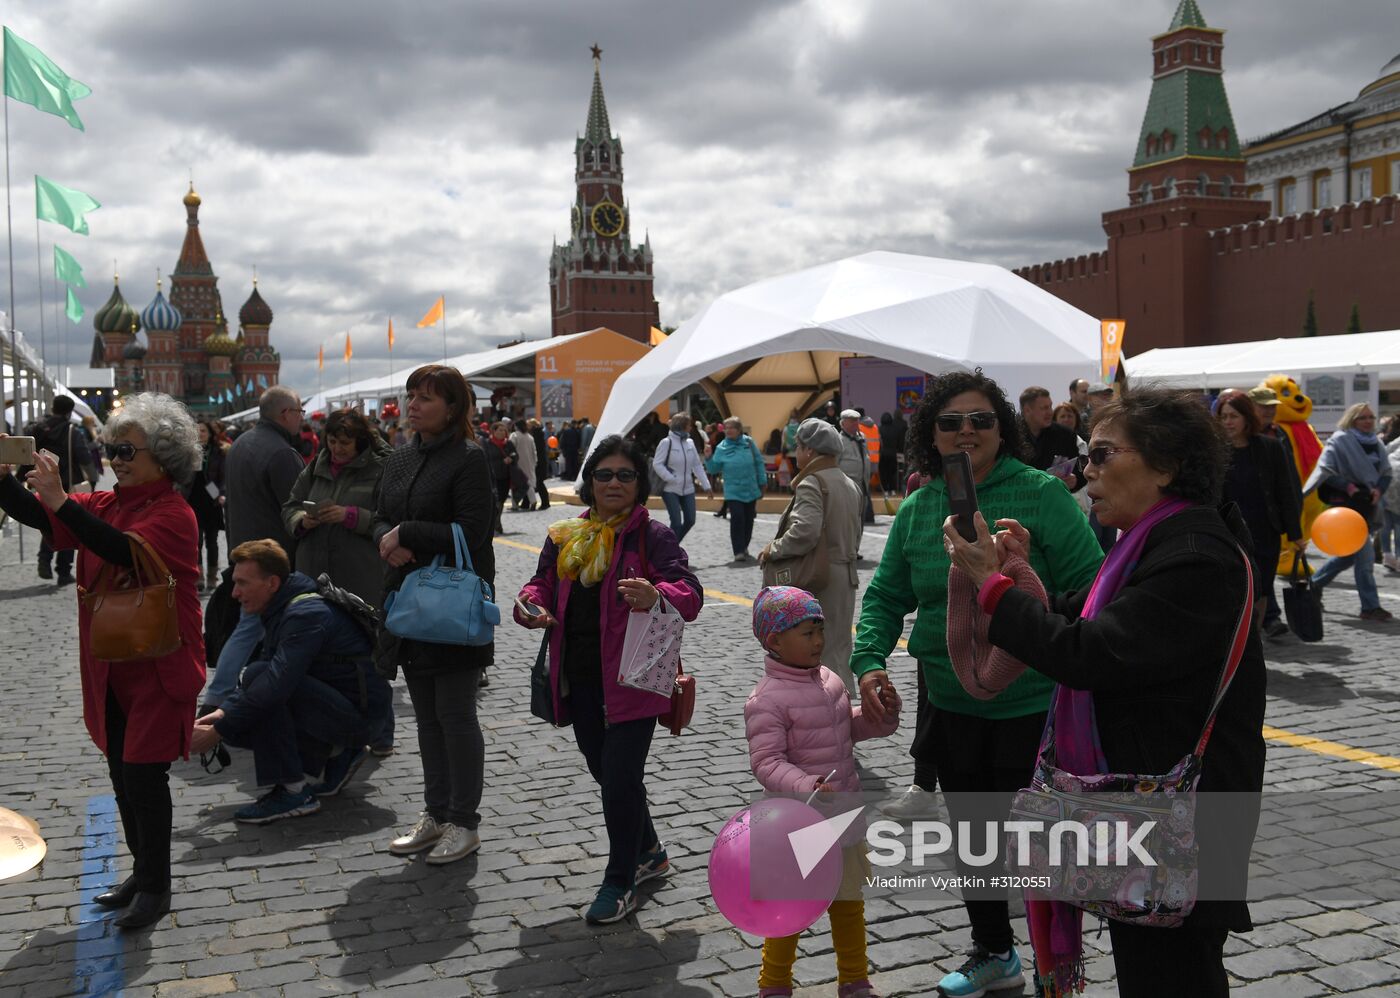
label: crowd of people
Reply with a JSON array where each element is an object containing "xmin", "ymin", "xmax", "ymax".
[{"xmin": 2, "ymin": 362, "xmax": 1381, "ymax": 997}]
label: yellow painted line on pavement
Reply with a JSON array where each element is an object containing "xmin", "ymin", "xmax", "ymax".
[
  {"xmin": 494, "ymin": 538, "xmax": 1397, "ymax": 771},
  {"xmin": 1261, "ymin": 725, "xmax": 1400, "ymax": 773}
]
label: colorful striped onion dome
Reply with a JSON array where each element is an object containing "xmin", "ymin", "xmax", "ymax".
[
  {"xmin": 94, "ymin": 278, "xmax": 140, "ymax": 335},
  {"xmin": 141, "ymin": 282, "xmax": 183, "ymax": 332}
]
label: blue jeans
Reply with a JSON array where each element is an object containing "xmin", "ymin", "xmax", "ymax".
[
  {"xmin": 1312, "ymin": 534, "xmax": 1380, "ymax": 612},
  {"xmin": 205, "ymin": 610, "xmax": 265, "ymax": 706},
  {"xmin": 219, "ymin": 660, "xmax": 370, "ymax": 787},
  {"xmin": 660, "ymin": 491, "xmax": 697, "ymax": 541},
  {"xmin": 1380, "ymin": 510, "xmax": 1400, "ymax": 556}
]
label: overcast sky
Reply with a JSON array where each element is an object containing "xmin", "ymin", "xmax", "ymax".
[{"xmin": 3, "ymin": 0, "xmax": 1395, "ymax": 396}]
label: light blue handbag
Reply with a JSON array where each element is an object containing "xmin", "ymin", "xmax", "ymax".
[{"xmin": 383, "ymin": 523, "xmax": 500, "ymax": 646}]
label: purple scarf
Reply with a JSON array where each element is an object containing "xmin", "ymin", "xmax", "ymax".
[{"xmin": 1030, "ymin": 496, "xmax": 1192, "ymax": 996}]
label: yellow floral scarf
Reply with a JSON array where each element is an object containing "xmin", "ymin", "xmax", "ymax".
[{"xmin": 549, "ymin": 511, "xmax": 630, "ymax": 586}]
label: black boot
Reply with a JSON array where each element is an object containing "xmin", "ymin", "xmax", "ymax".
[
  {"xmin": 114, "ymin": 889, "xmax": 171, "ymax": 929},
  {"xmin": 93, "ymin": 876, "xmax": 138, "ymax": 909}
]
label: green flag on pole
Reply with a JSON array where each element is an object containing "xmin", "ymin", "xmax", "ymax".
[
  {"xmin": 65, "ymin": 286, "xmax": 83, "ymax": 323},
  {"xmin": 35, "ymin": 175, "xmax": 101, "ymax": 235},
  {"xmin": 2, "ymin": 28, "xmax": 91, "ymax": 131},
  {"xmin": 53, "ymin": 244, "xmax": 85, "ymax": 287}
]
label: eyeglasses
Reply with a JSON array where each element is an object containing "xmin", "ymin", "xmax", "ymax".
[
  {"xmin": 592, "ymin": 468, "xmax": 639, "ymax": 483},
  {"xmin": 104, "ymin": 443, "xmax": 149, "ymax": 462},
  {"xmin": 1086, "ymin": 446, "xmax": 1138, "ymax": 466},
  {"xmin": 935, "ymin": 411, "xmax": 998, "ymax": 432}
]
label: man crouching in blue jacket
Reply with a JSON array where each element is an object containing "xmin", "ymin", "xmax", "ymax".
[{"xmin": 191, "ymin": 539, "xmax": 390, "ymax": 824}]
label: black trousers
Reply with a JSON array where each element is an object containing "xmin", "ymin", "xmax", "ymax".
[
  {"xmin": 38, "ymin": 539, "xmax": 74, "ymax": 576},
  {"xmin": 919, "ymin": 706, "xmax": 1046, "ymax": 954},
  {"xmin": 404, "ymin": 667, "xmax": 484, "ymax": 829},
  {"xmin": 728, "ymin": 499, "xmax": 758, "ymax": 555},
  {"xmin": 1248, "ymin": 525, "xmax": 1283, "ymax": 626},
  {"xmin": 1109, "ymin": 921, "xmax": 1229, "ymax": 996},
  {"xmin": 105, "ymin": 691, "xmax": 173, "ymax": 894},
  {"xmin": 910, "ymin": 665, "xmax": 938, "ymax": 791},
  {"xmin": 535, "ymin": 468, "xmax": 551, "ymax": 508},
  {"xmin": 568, "ymin": 682, "xmax": 658, "ymax": 889}
]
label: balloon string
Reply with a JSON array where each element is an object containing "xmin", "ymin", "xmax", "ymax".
[{"xmin": 805, "ymin": 769, "xmax": 838, "ymax": 807}]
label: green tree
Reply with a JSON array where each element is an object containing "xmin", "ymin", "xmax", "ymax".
[
  {"xmin": 1303, "ymin": 292, "xmax": 1318, "ymax": 337},
  {"xmin": 1347, "ymin": 303, "xmax": 1363, "ymax": 335}
]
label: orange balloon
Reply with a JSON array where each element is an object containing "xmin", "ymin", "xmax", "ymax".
[
  {"xmin": 1310, "ymin": 506, "xmax": 1369, "ymax": 557},
  {"xmin": 547, "ymin": 436, "xmax": 559, "ymax": 448}
]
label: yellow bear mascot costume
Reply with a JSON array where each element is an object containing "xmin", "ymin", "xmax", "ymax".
[{"xmin": 1263, "ymin": 374, "xmax": 1326, "ymax": 574}]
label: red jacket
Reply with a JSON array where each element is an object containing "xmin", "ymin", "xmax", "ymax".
[
  {"xmin": 517, "ymin": 506, "xmax": 702, "ymax": 725},
  {"xmin": 45, "ymin": 479, "xmax": 206, "ymax": 762}
]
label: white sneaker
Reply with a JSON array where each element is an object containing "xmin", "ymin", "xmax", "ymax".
[
  {"xmin": 389, "ymin": 812, "xmax": 442, "ymax": 855},
  {"xmin": 880, "ymin": 785, "xmax": 941, "ymax": 820},
  {"xmin": 425, "ymin": 823, "xmax": 480, "ymax": 865}
]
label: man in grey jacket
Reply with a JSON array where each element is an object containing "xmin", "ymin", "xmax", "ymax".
[
  {"xmin": 838, "ymin": 409, "xmax": 875, "ymax": 525},
  {"xmin": 203, "ymin": 385, "xmax": 305, "ymax": 711}
]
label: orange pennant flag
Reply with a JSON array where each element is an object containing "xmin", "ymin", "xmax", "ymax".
[
  {"xmin": 344, "ymin": 332, "xmax": 353, "ymax": 363},
  {"xmin": 417, "ymin": 295, "xmax": 444, "ymax": 328},
  {"xmin": 317, "ymin": 344, "xmax": 324, "ymax": 371},
  {"xmin": 1100, "ymin": 319, "xmax": 1126, "ymax": 383},
  {"xmin": 387, "ymin": 317, "xmax": 395, "ymax": 350}
]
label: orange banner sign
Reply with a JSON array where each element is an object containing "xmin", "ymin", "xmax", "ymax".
[{"xmin": 1100, "ymin": 319, "xmax": 1125, "ymax": 383}]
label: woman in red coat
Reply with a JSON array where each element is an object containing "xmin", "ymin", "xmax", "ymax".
[{"xmin": 0, "ymin": 392, "xmax": 205, "ymax": 929}]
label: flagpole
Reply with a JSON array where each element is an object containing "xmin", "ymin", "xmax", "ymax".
[
  {"xmin": 4, "ymin": 93, "xmax": 16, "ymax": 429},
  {"xmin": 387, "ymin": 319, "xmax": 394, "ymax": 395},
  {"xmin": 441, "ymin": 296, "xmax": 447, "ymax": 363},
  {"xmin": 34, "ymin": 220, "xmax": 46, "ymax": 393},
  {"xmin": 345, "ymin": 332, "xmax": 352, "ymax": 395}
]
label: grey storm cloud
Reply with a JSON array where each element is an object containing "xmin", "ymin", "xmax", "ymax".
[{"xmin": 0, "ymin": 0, "xmax": 1393, "ymax": 397}]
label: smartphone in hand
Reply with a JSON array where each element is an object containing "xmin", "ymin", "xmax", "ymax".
[
  {"xmin": 514, "ymin": 596, "xmax": 543, "ymax": 618},
  {"xmin": 943, "ymin": 451, "xmax": 980, "ymax": 543}
]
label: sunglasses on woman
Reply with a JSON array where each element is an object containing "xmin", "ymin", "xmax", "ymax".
[
  {"xmin": 104, "ymin": 443, "xmax": 149, "ymax": 462},
  {"xmin": 935, "ymin": 411, "xmax": 998, "ymax": 432},
  {"xmin": 592, "ymin": 468, "xmax": 639, "ymax": 483},
  {"xmin": 1085, "ymin": 446, "xmax": 1137, "ymax": 466}
]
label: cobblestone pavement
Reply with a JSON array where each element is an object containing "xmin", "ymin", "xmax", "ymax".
[{"xmin": 1, "ymin": 494, "xmax": 1398, "ymax": 997}]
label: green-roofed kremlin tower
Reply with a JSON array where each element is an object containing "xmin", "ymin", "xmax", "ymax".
[{"xmin": 1128, "ymin": 0, "xmax": 1244, "ymax": 201}]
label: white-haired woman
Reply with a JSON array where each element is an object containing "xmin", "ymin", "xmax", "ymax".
[{"xmin": 0, "ymin": 393, "xmax": 205, "ymax": 929}]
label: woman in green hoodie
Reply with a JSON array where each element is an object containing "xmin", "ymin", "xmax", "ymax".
[{"xmin": 851, "ymin": 370, "xmax": 1103, "ymax": 998}]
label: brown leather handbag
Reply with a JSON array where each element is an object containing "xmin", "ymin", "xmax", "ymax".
[{"xmin": 79, "ymin": 533, "xmax": 182, "ymax": 662}]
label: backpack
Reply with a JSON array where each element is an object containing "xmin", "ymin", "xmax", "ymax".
[{"xmin": 312, "ymin": 573, "xmax": 382, "ymax": 645}]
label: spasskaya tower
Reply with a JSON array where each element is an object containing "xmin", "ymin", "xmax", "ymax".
[{"xmin": 548, "ymin": 46, "xmax": 660, "ymax": 343}]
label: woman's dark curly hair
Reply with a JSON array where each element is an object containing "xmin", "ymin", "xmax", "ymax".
[
  {"xmin": 1093, "ymin": 387, "xmax": 1228, "ymax": 505},
  {"xmin": 909, "ymin": 369, "xmax": 1022, "ymax": 478},
  {"xmin": 578, "ymin": 434, "xmax": 652, "ymax": 509}
]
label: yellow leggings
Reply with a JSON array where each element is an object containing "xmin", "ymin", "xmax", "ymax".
[{"xmin": 758, "ymin": 898, "xmax": 867, "ymax": 989}]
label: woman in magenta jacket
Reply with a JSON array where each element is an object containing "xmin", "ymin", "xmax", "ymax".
[{"xmin": 516, "ymin": 435, "xmax": 702, "ymax": 925}]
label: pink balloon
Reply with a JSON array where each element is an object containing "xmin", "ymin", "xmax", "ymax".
[{"xmin": 708, "ymin": 798, "xmax": 844, "ymax": 937}]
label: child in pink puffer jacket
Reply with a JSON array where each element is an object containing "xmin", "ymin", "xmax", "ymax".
[{"xmin": 744, "ymin": 586, "xmax": 901, "ymax": 998}]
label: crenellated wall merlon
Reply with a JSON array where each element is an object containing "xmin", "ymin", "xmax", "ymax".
[
  {"xmin": 1209, "ymin": 195, "xmax": 1398, "ymax": 253},
  {"xmin": 1012, "ymin": 250, "xmax": 1112, "ymax": 286}
]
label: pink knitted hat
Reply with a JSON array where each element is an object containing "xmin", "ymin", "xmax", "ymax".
[{"xmin": 753, "ymin": 586, "xmax": 824, "ymax": 649}]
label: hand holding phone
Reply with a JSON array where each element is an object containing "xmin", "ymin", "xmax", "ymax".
[
  {"xmin": 514, "ymin": 596, "xmax": 543, "ymax": 618},
  {"xmin": 943, "ymin": 451, "xmax": 980, "ymax": 543},
  {"xmin": 0, "ymin": 435, "xmax": 36, "ymax": 469}
]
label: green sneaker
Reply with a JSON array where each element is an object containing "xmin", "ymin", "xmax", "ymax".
[
  {"xmin": 584, "ymin": 883, "xmax": 636, "ymax": 924},
  {"xmin": 936, "ymin": 945, "xmax": 1023, "ymax": 997},
  {"xmin": 635, "ymin": 844, "xmax": 670, "ymax": 886}
]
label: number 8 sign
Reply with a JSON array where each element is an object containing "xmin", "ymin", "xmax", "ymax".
[{"xmin": 1100, "ymin": 319, "xmax": 1126, "ymax": 383}]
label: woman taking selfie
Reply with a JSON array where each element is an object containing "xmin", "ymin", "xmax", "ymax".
[{"xmin": 0, "ymin": 393, "xmax": 205, "ymax": 929}]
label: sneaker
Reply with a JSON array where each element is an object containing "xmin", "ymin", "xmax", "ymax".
[
  {"xmin": 478, "ymin": 670, "xmax": 490, "ymax": 689},
  {"xmin": 389, "ymin": 812, "xmax": 443, "ymax": 855},
  {"xmin": 370, "ymin": 743, "xmax": 394, "ymax": 758},
  {"xmin": 233, "ymin": 785, "xmax": 321, "ymax": 825},
  {"xmin": 425, "ymin": 823, "xmax": 480, "ymax": 865},
  {"xmin": 881, "ymin": 785, "xmax": 941, "ymax": 820},
  {"xmin": 837, "ymin": 982, "xmax": 881, "ymax": 998},
  {"xmin": 1360, "ymin": 607, "xmax": 1394, "ymax": 622},
  {"xmin": 635, "ymin": 843, "xmax": 670, "ymax": 886},
  {"xmin": 308, "ymin": 746, "xmax": 367, "ymax": 797},
  {"xmin": 37, "ymin": 563, "xmax": 53, "ymax": 580},
  {"xmin": 936, "ymin": 945, "xmax": 1024, "ymax": 997},
  {"xmin": 1263, "ymin": 618, "xmax": 1290, "ymax": 638},
  {"xmin": 584, "ymin": 882, "xmax": 636, "ymax": 924}
]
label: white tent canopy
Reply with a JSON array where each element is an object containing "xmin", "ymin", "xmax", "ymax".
[
  {"xmin": 591, "ymin": 251, "xmax": 1102, "ymax": 457},
  {"xmin": 1125, "ymin": 330, "xmax": 1400, "ymax": 389},
  {"xmin": 317, "ymin": 333, "xmax": 591, "ymax": 409}
]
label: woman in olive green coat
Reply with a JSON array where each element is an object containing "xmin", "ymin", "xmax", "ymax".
[{"xmin": 281, "ymin": 408, "xmax": 389, "ymax": 608}]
